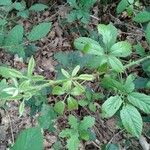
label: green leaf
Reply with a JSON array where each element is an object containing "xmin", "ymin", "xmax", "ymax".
[
  {"xmin": 67, "ymin": 96, "xmax": 78, "ymax": 111},
  {"xmin": 133, "ymin": 10, "xmax": 150, "ymax": 23},
  {"xmin": 0, "ymin": 67, "xmax": 23, "ymax": 78},
  {"xmin": 0, "ymin": 19, "xmax": 7, "ymax": 26},
  {"xmin": 124, "ymin": 74, "xmax": 135, "ymax": 93},
  {"xmin": 67, "ymin": 0, "xmax": 78, "ymax": 8},
  {"xmin": 4, "ymin": 24, "xmax": 24, "ymax": 57},
  {"xmin": 17, "ymin": 10, "xmax": 29, "ymax": 18},
  {"xmin": 5, "ymin": 25, "xmax": 24, "ymax": 45},
  {"xmin": 68, "ymin": 115, "xmax": 79, "ymax": 129},
  {"xmin": 74, "ymin": 37, "xmax": 104, "ymax": 55},
  {"xmin": 79, "ymin": 116, "xmax": 95, "ymax": 130},
  {"xmin": 78, "ymin": 99, "xmax": 88, "ymax": 106},
  {"xmin": 13, "ymin": 2, "xmax": 25, "ymax": 11},
  {"xmin": 71, "ymin": 83, "xmax": 85, "ymax": 96},
  {"xmin": 145, "ymin": 22, "xmax": 150, "ymax": 45},
  {"xmin": 52, "ymin": 86, "xmax": 65, "ymax": 95},
  {"xmin": 110, "ymin": 41, "xmax": 132, "ymax": 57},
  {"xmin": 120, "ymin": 104, "xmax": 143, "ymax": 138},
  {"xmin": 38, "ymin": 104, "xmax": 57, "ymax": 130},
  {"xmin": 108, "ymin": 56, "xmax": 124, "ymax": 72},
  {"xmin": 67, "ymin": 133, "xmax": 80, "ymax": 150},
  {"xmin": 29, "ymin": 3, "xmax": 48, "ymax": 11},
  {"xmin": 134, "ymin": 43, "xmax": 145, "ymax": 57},
  {"xmin": 0, "ymin": 0, "xmax": 12, "ymax": 5},
  {"xmin": 61, "ymin": 69, "xmax": 70, "ymax": 78},
  {"xmin": 27, "ymin": 22, "xmax": 51, "ymax": 41},
  {"xmin": 102, "ymin": 96, "xmax": 123, "ymax": 118},
  {"xmin": 19, "ymin": 100, "xmax": 25, "ymax": 116},
  {"xmin": 81, "ymin": 0, "xmax": 97, "ymax": 10},
  {"xmin": 11, "ymin": 127, "xmax": 43, "ymax": 150},
  {"xmin": 128, "ymin": 92, "xmax": 150, "ymax": 113},
  {"xmin": 27, "ymin": 56, "xmax": 35, "ymax": 76},
  {"xmin": 72, "ymin": 65, "xmax": 80, "ymax": 77},
  {"xmin": 78, "ymin": 74, "xmax": 94, "ymax": 81},
  {"xmin": 97, "ymin": 24, "xmax": 118, "ymax": 49},
  {"xmin": 54, "ymin": 101, "xmax": 65, "ymax": 115},
  {"xmin": 117, "ymin": 0, "xmax": 129, "ymax": 14}
]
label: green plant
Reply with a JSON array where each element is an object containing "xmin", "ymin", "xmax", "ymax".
[
  {"xmin": 74, "ymin": 23, "xmax": 132, "ymax": 72},
  {"xmin": 101, "ymin": 74, "xmax": 150, "ymax": 137},
  {"xmin": 117, "ymin": 0, "xmax": 140, "ymax": 15},
  {"xmin": 0, "ymin": 0, "xmax": 50, "ymax": 58},
  {"xmin": 59, "ymin": 115, "xmax": 95, "ymax": 150},
  {"xmin": 67, "ymin": 0, "xmax": 96, "ymax": 23}
]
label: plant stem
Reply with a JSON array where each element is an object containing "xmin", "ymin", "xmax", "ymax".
[{"xmin": 124, "ymin": 55, "xmax": 150, "ymax": 69}]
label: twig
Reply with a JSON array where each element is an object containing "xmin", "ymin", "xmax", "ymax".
[{"xmin": 5, "ymin": 109, "xmax": 15, "ymax": 144}]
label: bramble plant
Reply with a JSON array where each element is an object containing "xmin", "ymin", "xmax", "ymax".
[
  {"xmin": 74, "ymin": 23, "xmax": 132, "ymax": 72},
  {"xmin": 1, "ymin": 1, "xmax": 150, "ymax": 149},
  {"xmin": 117, "ymin": 0, "xmax": 140, "ymax": 15},
  {"xmin": 0, "ymin": 0, "xmax": 50, "ymax": 58},
  {"xmin": 67, "ymin": 0, "xmax": 96, "ymax": 23},
  {"xmin": 59, "ymin": 115, "xmax": 95, "ymax": 150}
]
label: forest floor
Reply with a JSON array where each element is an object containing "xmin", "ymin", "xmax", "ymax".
[{"xmin": 0, "ymin": 0, "xmax": 150, "ymax": 150}]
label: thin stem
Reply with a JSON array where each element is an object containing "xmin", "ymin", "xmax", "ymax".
[{"xmin": 124, "ymin": 55, "xmax": 150, "ymax": 69}]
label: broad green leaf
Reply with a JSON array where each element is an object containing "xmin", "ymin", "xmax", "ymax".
[
  {"xmin": 81, "ymin": 0, "xmax": 97, "ymax": 10},
  {"xmin": 0, "ymin": 19, "xmax": 7, "ymax": 26},
  {"xmin": 13, "ymin": 2, "xmax": 25, "ymax": 11},
  {"xmin": 4, "ymin": 25, "xmax": 24, "ymax": 46},
  {"xmin": 120, "ymin": 104, "xmax": 142, "ymax": 138},
  {"xmin": 62, "ymin": 81, "xmax": 72, "ymax": 91},
  {"xmin": 17, "ymin": 10, "xmax": 29, "ymax": 18},
  {"xmin": 108, "ymin": 56, "xmax": 124, "ymax": 72},
  {"xmin": 117, "ymin": 0, "xmax": 129, "ymax": 14},
  {"xmin": 29, "ymin": 3, "xmax": 48, "ymax": 11},
  {"xmin": 78, "ymin": 99, "xmax": 88, "ymax": 106},
  {"xmin": 0, "ymin": 0, "xmax": 12, "ymax": 5},
  {"xmin": 71, "ymin": 82, "xmax": 85, "ymax": 96},
  {"xmin": 4, "ymin": 24, "xmax": 24, "ymax": 57},
  {"xmin": 11, "ymin": 127, "xmax": 43, "ymax": 150},
  {"xmin": 38, "ymin": 104, "xmax": 57, "ymax": 130},
  {"xmin": 102, "ymin": 96, "xmax": 123, "ymax": 118},
  {"xmin": 145, "ymin": 22, "xmax": 150, "ymax": 45},
  {"xmin": 110, "ymin": 41, "xmax": 132, "ymax": 57},
  {"xmin": 68, "ymin": 115, "xmax": 79, "ymax": 129},
  {"xmin": 124, "ymin": 74, "xmax": 135, "ymax": 93},
  {"xmin": 134, "ymin": 43, "xmax": 145, "ymax": 57},
  {"xmin": 74, "ymin": 37, "xmax": 104, "ymax": 56},
  {"xmin": 52, "ymin": 86, "xmax": 65, "ymax": 95},
  {"xmin": 128, "ymin": 0, "xmax": 134, "ymax": 4},
  {"xmin": 133, "ymin": 10, "xmax": 150, "ymax": 23},
  {"xmin": 67, "ymin": 96, "xmax": 78, "ymax": 111},
  {"xmin": 72, "ymin": 65, "xmax": 80, "ymax": 77},
  {"xmin": 67, "ymin": 0, "xmax": 78, "ymax": 8},
  {"xmin": 54, "ymin": 101, "xmax": 65, "ymax": 114},
  {"xmin": 97, "ymin": 24, "xmax": 118, "ymax": 49},
  {"xmin": 79, "ymin": 116, "xmax": 95, "ymax": 130},
  {"xmin": 27, "ymin": 22, "xmax": 51, "ymax": 41},
  {"xmin": 89, "ymin": 103, "xmax": 96, "ymax": 112},
  {"xmin": 128, "ymin": 92, "xmax": 150, "ymax": 113},
  {"xmin": 66, "ymin": 133, "xmax": 80, "ymax": 150},
  {"xmin": 27, "ymin": 56, "xmax": 35, "ymax": 76},
  {"xmin": 101, "ymin": 143, "xmax": 120, "ymax": 150},
  {"xmin": 101, "ymin": 75, "xmax": 125, "ymax": 92}
]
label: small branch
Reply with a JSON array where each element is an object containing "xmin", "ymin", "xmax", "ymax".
[
  {"xmin": 124, "ymin": 55, "xmax": 150, "ymax": 69},
  {"xmin": 139, "ymin": 135, "xmax": 150, "ymax": 150}
]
